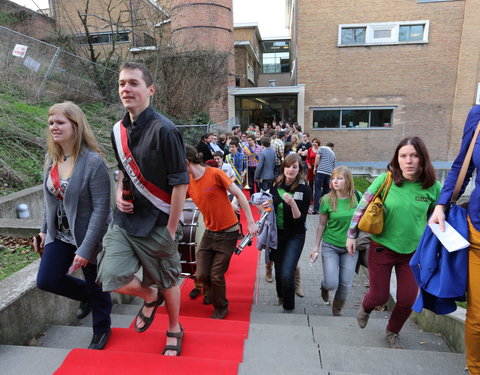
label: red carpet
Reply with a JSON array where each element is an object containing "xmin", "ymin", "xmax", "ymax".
[{"xmin": 55, "ymin": 204, "xmax": 260, "ymax": 374}]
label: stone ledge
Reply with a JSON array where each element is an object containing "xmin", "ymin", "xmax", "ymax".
[{"xmin": 0, "ymin": 259, "xmax": 134, "ymax": 345}]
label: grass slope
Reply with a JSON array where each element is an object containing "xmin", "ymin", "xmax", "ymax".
[{"xmin": 0, "ymin": 88, "xmax": 121, "ymax": 194}]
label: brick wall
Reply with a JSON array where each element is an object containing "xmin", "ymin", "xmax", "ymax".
[
  {"xmin": 297, "ymin": 0, "xmax": 468, "ymax": 161},
  {"xmin": 171, "ymin": 0, "xmax": 235, "ymax": 123},
  {"xmin": 0, "ymin": 0, "xmax": 54, "ymax": 40}
]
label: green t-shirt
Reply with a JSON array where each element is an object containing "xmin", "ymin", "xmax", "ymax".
[
  {"xmin": 320, "ymin": 197, "xmax": 357, "ymax": 247},
  {"xmin": 369, "ymin": 173, "xmax": 442, "ymax": 254},
  {"xmin": 275, "ymin": 188, "xmax": 293, "ymax": 230}
]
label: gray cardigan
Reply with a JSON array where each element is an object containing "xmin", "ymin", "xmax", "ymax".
[{"xmin": 41, "ymin": 148, "xmax": 111, "ymax": 264}]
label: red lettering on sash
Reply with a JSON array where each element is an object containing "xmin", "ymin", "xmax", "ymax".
[{"xmin": 119, "ymin": 122, "xmax": 171, "ymax": 204}]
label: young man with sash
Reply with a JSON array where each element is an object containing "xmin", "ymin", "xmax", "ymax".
[
  {"xmin": 244, "ymin": 134, "xmax": 262, "ymax": 196},
  {"xmin": 97, "ymin": 62, "xmax": 189, "ymax": 356}
]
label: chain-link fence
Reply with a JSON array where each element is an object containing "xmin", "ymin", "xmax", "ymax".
[{"xmin": 0, "ymin": 26, "xmax": 117, "ymax": 103}]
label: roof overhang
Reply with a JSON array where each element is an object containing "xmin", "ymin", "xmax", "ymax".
[{"xmin": 228, "ymin": 85, "xmax": 304, "ymax": 96}]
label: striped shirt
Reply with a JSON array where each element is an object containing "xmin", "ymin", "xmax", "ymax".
[{"xmin": 316, "ymin": 146, "xmax": 336, "ymax": 175}]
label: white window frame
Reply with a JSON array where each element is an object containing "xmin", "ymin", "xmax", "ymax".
[
  {"xmin": 310, "ymin": 106, "xmax": 396, "ymax": 130},
  {"xmin": 338, "ymin": 20, "xmax": 429, "ymax": 47}
]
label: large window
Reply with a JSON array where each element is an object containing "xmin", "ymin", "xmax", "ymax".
[
  {"xmin": 312, "ymin": 108, "xmax": 394, "ymax": 129},
  {"xmin": 339, "ymin": 21, "xmax": 429, "ymax": 46},
  {"xmin": 262, "ymin": 40, "xmax": 290, "ymax": 74},
  {"xmin": 80, "ymin": 31, "xmax": 130, "ymax": 45}
]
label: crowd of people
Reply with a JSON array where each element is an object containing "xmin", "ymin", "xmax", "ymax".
[{"xmin": 31, "ymin": 62, "xmax": 480, "ymax": 373}]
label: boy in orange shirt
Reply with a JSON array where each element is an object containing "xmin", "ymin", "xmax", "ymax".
[{"xmin": 185, "ymin": 145, "xmax": 258, "ymax": 319}]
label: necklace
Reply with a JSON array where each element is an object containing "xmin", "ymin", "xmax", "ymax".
[{"xmin": 62, "ymin": 154, "xmax": 72, "ymax": 161}]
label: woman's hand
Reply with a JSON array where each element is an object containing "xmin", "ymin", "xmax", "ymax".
[
  {"xmin": 346, "ymin": 238, "xmax": 356, "ymax": 255},
  {"xmin": 310, "ymin": 248, "xmax": 319, "ymax": 262},
  {"xmin": 282, "ymin": 193, "xmax": 298, "ymax": 209},
  {"xmin": 428, "ymin": 205, "xmax": 447, "ymax": 232},
  {"xmin": 261, "ymin": 200, "xmax": 272, "ymax": 210},
  {"xmin": 33, "ymin": 232, "xmax": 46, "ymax": 252},
  {"xmin": 69, "ymin": 254, "xmax": 88, "ymax": 273}
]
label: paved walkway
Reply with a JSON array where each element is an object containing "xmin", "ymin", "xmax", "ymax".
[{"xmin": 255, "ymin": 212, "xmax": 370, "ymax": 311}]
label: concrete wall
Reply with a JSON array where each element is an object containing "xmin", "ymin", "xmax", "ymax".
[
  {"xmin": 0, "ymin": 165, "xmax": 118, "ymax": 238},
  {"xmin": 0, "ymin": 259, "xmax": 134, "ymax": 345},
  {"xmin": 0, "ymin": 260, "xmax": 80, "ymax": 345},
  {"xmin": 0, "ymin": 185, "xmax": 44, "ymax": 220}
]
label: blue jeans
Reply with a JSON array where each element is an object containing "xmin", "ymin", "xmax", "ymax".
[
  {"xmin": 321, "ymin": 241, "xmax": 359, "ymax": 302},
  {"xmin": 313, "ymin": 173, "xmax": 331, "ymax": 212},
  {"xmin": 37, "ymin": 239, "xmax": 112, "ymax": 334},
  {"xmin": 271, "ymin": 231, "xmax": 306, "ymax": 310}
]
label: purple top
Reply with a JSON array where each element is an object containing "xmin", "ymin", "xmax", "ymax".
[{"xmin": 437, "ymin": 105, "xmax": 480, "ymax": 231}]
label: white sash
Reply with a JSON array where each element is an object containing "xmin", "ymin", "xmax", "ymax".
[{"xmin": 113, "ymin": 121, "xmax": 171, "ymax": 215}]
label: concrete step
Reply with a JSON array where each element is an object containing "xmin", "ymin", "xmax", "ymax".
[
  {"xmin": 305, "ymin": 306, "xmax": 390, "ymax": 319},
  {"xmin": 239, "ymin": 362, "xmax": 327, "ymax": 375},
  {"xmin": 250, "ymin": 311, "xmax": 309, "ymax": 325},
  {"xmin": 242, "ymin": 323, "xmax": 319, "ymax": 371},
  {"xmin": 37, "ymin": 325, "xmax": 95, "ymax": 349},
  {"xmin": 252, "ymin": 304, "xmax": 389, "ymax": 319},
  {"xmin": 308, "ymin": 315, "xmax": 422, "ymax": 335},
  {"xmin": 320, "ymin": 343, "xmax": 466, "ymax": 375},
  {"xmin": 313, "ymin": 325, "xmax": 451, "ymax": 352},
  {"xmin": 79, "ymin": 313, "xmax": 133, "ymax": 329},
  {"xmin": 112, "ymin": 302, "xmax": 144, "ymax": 315},
  {"xmin": 0, "ymin": 345, "xmax": 69, "ymax": 375}
]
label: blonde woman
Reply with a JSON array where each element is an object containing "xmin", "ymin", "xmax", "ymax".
[
  {"xmin": 310, "ymin": 166, "xmax": 359, "ymax": 316},
  {"xmin": 291, "ymin": 133, "xmax": 301, "ymax": 152},
  {"xmin": 34, "ymin": 102, "xmax": 112, "ymax": 350}
]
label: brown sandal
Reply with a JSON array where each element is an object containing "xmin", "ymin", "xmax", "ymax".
[
  {"xmin": 134, "ymin": 293, "xmax": 164, "ymax": 333},
  {"xmin": 162, "ymin": 323, "xmax": 184, "ymax": 356}
]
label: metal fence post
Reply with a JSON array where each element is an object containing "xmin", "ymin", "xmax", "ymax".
[{"xmin": 37, "ymin": 47, "xmax": 61, "ymax": 100}]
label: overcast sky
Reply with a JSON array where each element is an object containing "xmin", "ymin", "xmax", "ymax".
[{"xmin": 12, "ymin": 0, "xmax": 289, "ymax": 38}]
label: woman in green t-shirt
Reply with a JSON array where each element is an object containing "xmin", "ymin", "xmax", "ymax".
[
  {"xmin": 346, "ymin": 136, "xmax": 440, "ymax": 349},
  {"xmin": 310, "ymin": 166, "xmax": 359, "ymax": 316}
]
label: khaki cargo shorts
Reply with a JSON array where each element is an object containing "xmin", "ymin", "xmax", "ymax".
[{"xmin": 96, "ymin": 223, "xmax": 182, "ymax": 292}]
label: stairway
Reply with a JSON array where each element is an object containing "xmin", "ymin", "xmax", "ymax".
[
  {"xmin": 0, "ymin": 216, "xmax": 468, "ymax": 374},
  {"xmin": 237, "ymin": 216, "xmax": 467, "ymax": 375}
]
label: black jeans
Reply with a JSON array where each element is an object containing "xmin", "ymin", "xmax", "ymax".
[
  {"xmin": 37, "ymin": 239, "xmax": 112, "ymax": 334},
  {"xmin": 271, "ymin": 231, "xmax": 306, "ymax": 310},
  {"xmin": 313, "ymin": 173, "xmax": 331, "ymax": 212}
]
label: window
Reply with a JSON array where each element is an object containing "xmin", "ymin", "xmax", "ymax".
[
  {"xmin": 338, "ymin": 21, "xmax": 429, "ymax": 46},
  {"xmin": 312, "ymin": 108, "xmax": 394, "ymax": 129},
  {"xmin": 341, "ymin": 27, "xmax": 366, "ymax": 45},
  {"xmin": 142, "ymin": 33, "xmax": 156, "ymax": 47},
  {"xmin": 80, "ymin": 31, "xmax": 130, "ymax": 45},
  {"xmin": 399, "ymin": 25, "xmax": 425, "ymax": 42},
  {"xmin": 262, "ymin": 40, "xmax": 290, "ymax": 73}
]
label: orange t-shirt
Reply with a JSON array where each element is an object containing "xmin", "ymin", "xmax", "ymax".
[{"xmin": 187, "ymin": 167, "xmax": 238, "ymax": 231}]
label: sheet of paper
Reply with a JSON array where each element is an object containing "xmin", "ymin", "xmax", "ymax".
[{"xmin": 428, "ymin": 221, "xmax": 470, "ymax": 252}]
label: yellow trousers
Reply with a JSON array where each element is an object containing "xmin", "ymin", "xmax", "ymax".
[{"xmin": 467, "ymin": 217, "xmax": 480, "ymax": 374}]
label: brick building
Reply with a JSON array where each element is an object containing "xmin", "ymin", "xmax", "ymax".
[
  {"xmin": 291, "ymin": 0, "xmax": 480, "ymax": 161},
  {"xmin": 0, "ymin": 0, "xmax": 54, "ymax": 40},
  {"xmin": 49, "ymin": 0, "xmax": 167, "ymax": 60}
]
